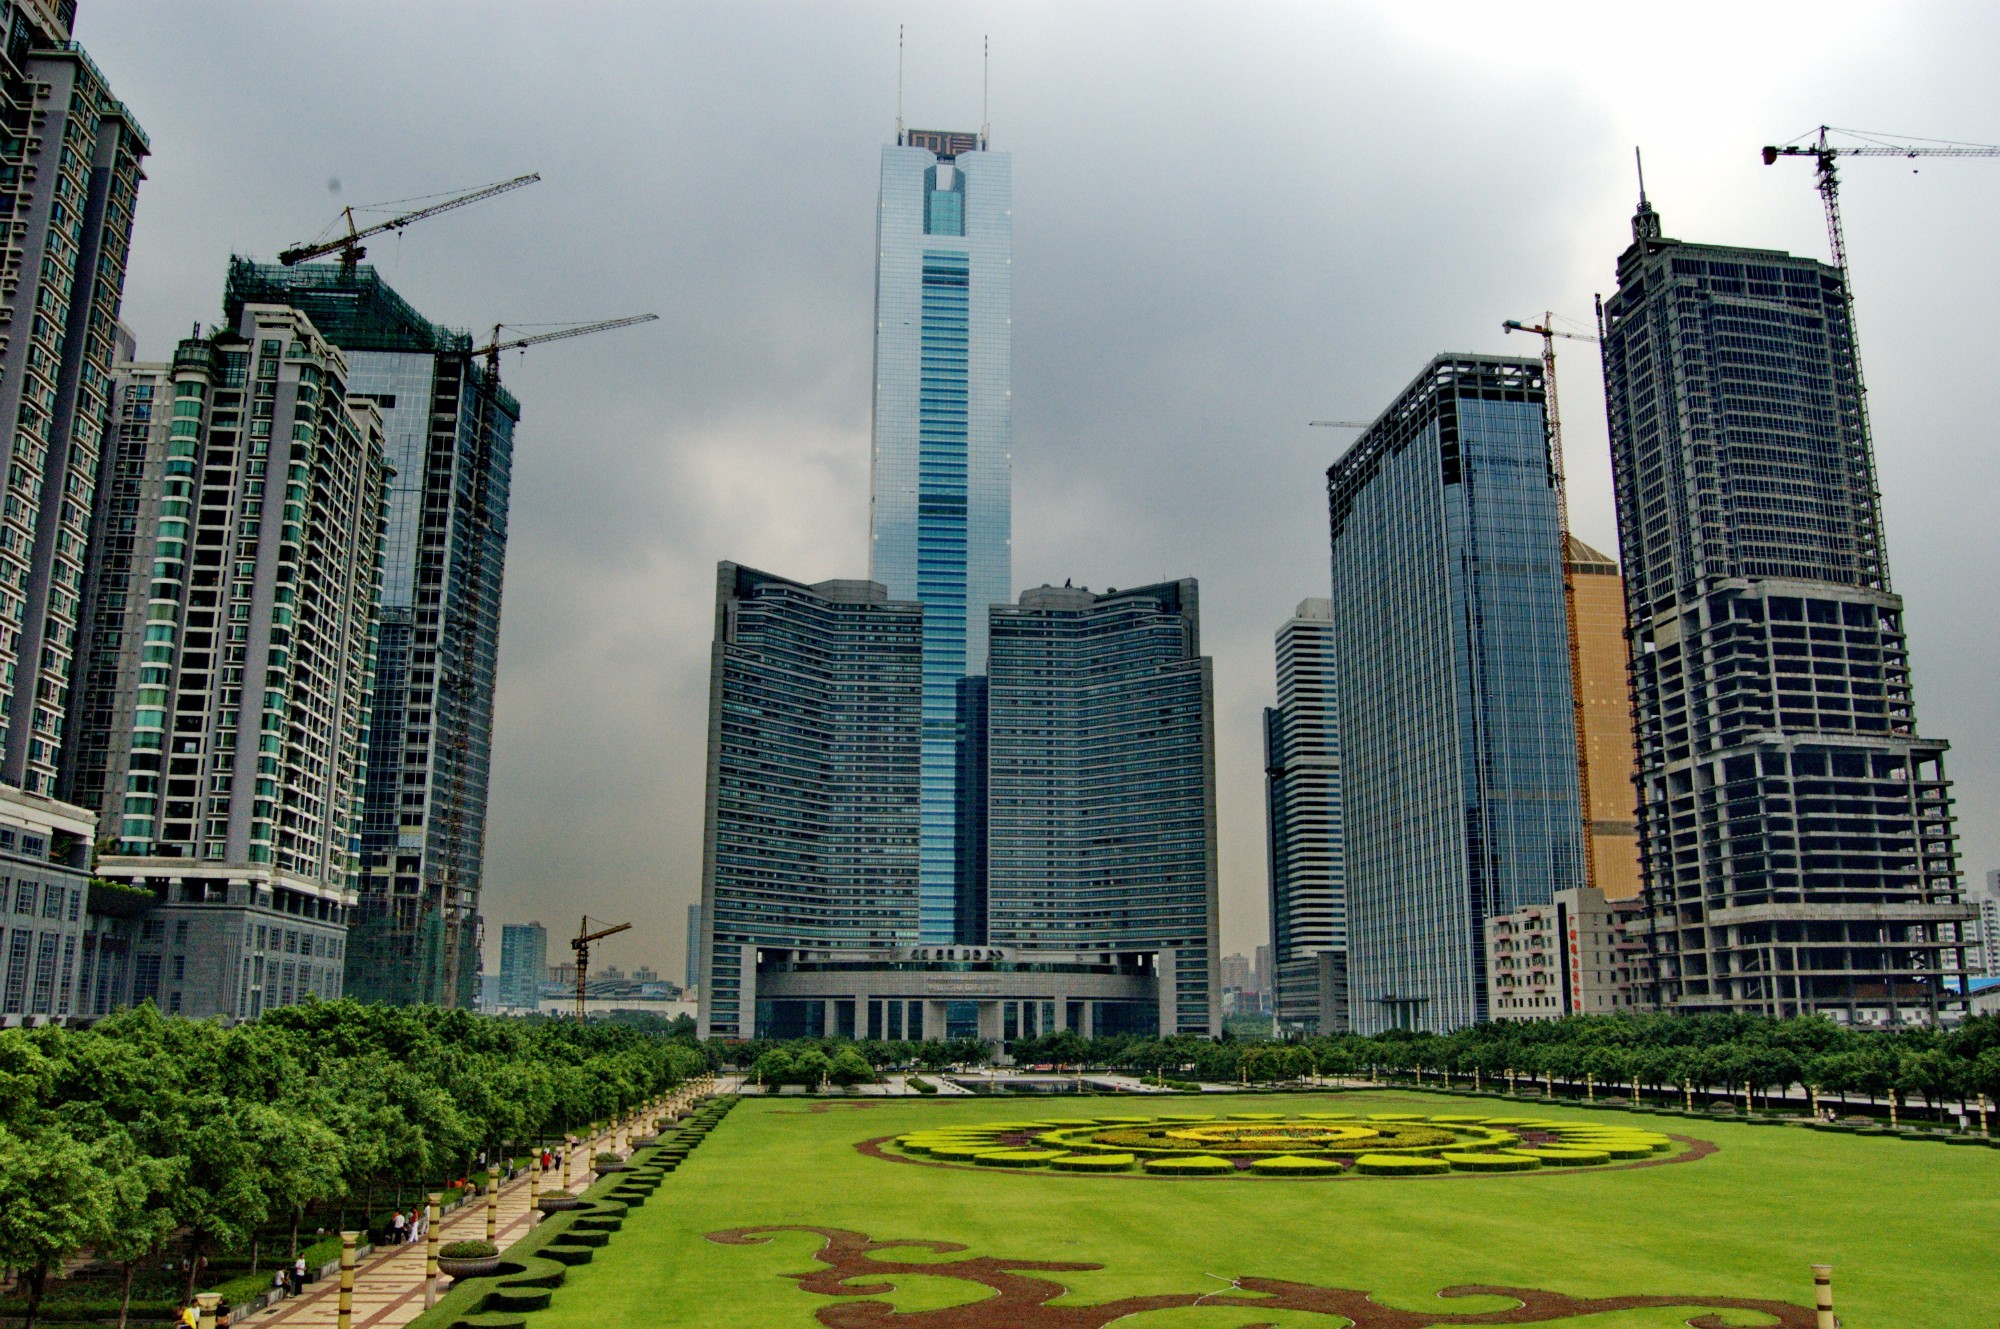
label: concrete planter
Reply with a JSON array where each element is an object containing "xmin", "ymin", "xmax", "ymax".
[
  {"xmin": 437, "ymin": 1255, "xmax": 503, "ymax": 1279},
  {"xmin": 537, "ymin": 1194, "xmax": 583, "ymax": 1213}
]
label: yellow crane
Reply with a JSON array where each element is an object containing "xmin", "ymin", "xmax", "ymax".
[
  {"xmin": 1502, "ymin": 314, "xmax": 1601, "ymax": 894},
  {"xmin": 571, "ymin": 916, "xmax": 632, "ymax": 1020}
]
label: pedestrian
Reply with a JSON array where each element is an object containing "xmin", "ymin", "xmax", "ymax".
[
  {"xmin": 291, "ymin": 1258, "xmax": 306, "ymax": 1296},
  {"xmin": 272, "ymin": 1269, "xmax": 286, "ymax": 1298},
  {"xmin": 391, "ymin": 1210, "xmax": 406, "ymax": 1244},
  {"xmin": 179, "ymin": 1304, "xmax": 198, "ymax": 1329}
]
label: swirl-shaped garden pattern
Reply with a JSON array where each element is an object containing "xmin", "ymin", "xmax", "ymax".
[{"xmin": 880, "ymin": 1112, "xmax": 1688, "ymax": 1178}]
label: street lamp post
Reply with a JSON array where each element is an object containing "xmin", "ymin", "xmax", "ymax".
[
  {"xmin": 423, "ymin": 1192, "xmax": 441, "ymax": 1308},
  {"xmin": 486, "ymin": 1166, "xmax": 499, "ymax": 1242},
  {"xmin": 336, "ymin": 1232, "xmax": 357, "ymax": 1329}
]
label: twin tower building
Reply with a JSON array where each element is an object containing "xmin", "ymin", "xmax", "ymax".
[{"xmin": 695, "ymin": 128, "xmax": 1222, "ymax": 1041}]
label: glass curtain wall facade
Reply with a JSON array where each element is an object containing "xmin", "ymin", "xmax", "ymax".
[
  {"xmin": 696, "ymin": 563, "xmax": 924, "ymax": 1038},
  {"xmin": 223, "ymin": 260, "xmax": 519, "ymax": 1009},
  {"xmin": 1265, "ymin": 598, "xmax": 1348, "ymax": 1032},
  {"xmin": 986, "ymin": 582, "xmax": 1219, "ymax": 1035},
  {"xmin": 869, "ymin": 127, "xmax": 1011, "ymax": 944},
  {"xmin": 1327, "ymin": 354, "xmax": 1584, "ymax": 1033},
  {"xmin": 1600, "ymin": 197, "xmax": 1969, "ymax": 1022}
]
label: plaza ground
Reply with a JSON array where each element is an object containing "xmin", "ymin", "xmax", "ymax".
[{"xmin": 519, "ymin": 1091, "xmax": 1996, "ymax": 1327}]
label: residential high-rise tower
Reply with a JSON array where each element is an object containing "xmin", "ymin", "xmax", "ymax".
[
  {"xmin": 68, "ymin": 307, "xmax": 388, "ymax": 1019},
  {"xmin": 1600, "ymin": 192, "xmax": 1970, "ymax": 1023},
  {"xmin": 0, "ymin": 2, "xmax": 145, "ymax": 1022},
  {"xmin": 1327, "ymin": 354, "xmax": 1585, "ymax": 1033},
  {"xmin": 868, "ymin": 126, "xmax": 1011, "ymax": 944},
  {"xmin": 222, "ymin": 260, "xmax": 520, "ymax": 1008},
  {"xmin": 1264, "ymin": 598, "xmax": 1348, "ymax": 1033}
]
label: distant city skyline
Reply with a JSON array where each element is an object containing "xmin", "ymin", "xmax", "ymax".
[{"xmin": 64, "ymin": 4, "xmax": 2000, "ymax": 977}]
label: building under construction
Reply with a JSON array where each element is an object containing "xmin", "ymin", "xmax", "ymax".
[
  {"xmin": 225, "ymin": 259, "xmax": 519, "ymax": 1008},
  {"xmin": 1600, "ymin": 193, "xmax": 1972, "ymax": 1024}
]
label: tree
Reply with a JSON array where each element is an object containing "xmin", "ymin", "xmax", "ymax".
[
  {"xmin": 750, "ymin": 1049, "xmax": 794, "ymax": 1088},
  {"xmin": 254, "ymin": 1106, "xmax": 345, "ymax": 1264},
  {"xmin": 0, "ymin": 1127, "xmax": 115, "ymax": 1329},
  {"xmin": 93, "ymin": 1138, "xmax": 181, "ymax": 1329},
  {"xmin": 827, "ymin": 1048, "xmax": 875, "ymax": 1087}
]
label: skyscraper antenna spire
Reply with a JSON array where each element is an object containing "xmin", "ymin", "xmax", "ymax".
[
  {"xmin": 981, "ymin": 34, "xmax": 990, "ymax": 148},
  {"xmin": 1631, "ymin": 146, "xmax": 1662, "ymax": 243},
  {"xmin": 896, "ymin": 25, "xmax": 905, "ymax": 145}
]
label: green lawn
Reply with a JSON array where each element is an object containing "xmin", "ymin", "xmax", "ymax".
[{"xmin": 524, "ymin": 1091, "xmax": 1994, "ymax": 1328}]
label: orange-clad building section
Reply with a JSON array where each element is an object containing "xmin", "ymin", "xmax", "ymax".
[{"xmin": 1566, "ymin": 537, "xmax": 1643, "ymax": 902}]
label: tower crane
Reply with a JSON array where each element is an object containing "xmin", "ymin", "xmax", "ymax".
[
  {"xmin": 467, "ymin": 314, "xmax": 661, "ymax": 381},
  {"xmin": 1760, "ymin": 127, "xmax": 2000, "ymax": 277},
  {"xmin": 277, "ymin": 172, "xmax": 541, "ymax": 269},
  {"xmin": 571, "ymin": 916, "xmax": 633, "ymax": 1020},
  {"xmin": 1761, "ymin": 129, "xmax": 2000, "ymax": 588},
  {"xmin": 1502, "ymin": 315, "xmax": 1601, "ymax": 895},
  {"xmin": 1307, "ymin": 420, "xmax": 1371, "ymax": 429},
  {"xmin": 429, "ymin": 313, "xmax": 657, "ymax": 1008}
]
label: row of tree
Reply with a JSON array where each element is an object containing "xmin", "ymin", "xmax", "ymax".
[
  {"xmin": 0, "ymin": 1001, "xmax": 710, "ymax": 1328},
  {"xmin": 1003, "ymin": 1012, "xmax": 2000, "ymax": 1112},
  {"xmin": 733, "ymin": 1013, "xmax": 2000, "ymax": 1113}
]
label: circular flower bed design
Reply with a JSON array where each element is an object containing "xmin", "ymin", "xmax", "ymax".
[{"xmin": 882, "ymin": 1113, "xmax": 1684, "ymax": 1178}]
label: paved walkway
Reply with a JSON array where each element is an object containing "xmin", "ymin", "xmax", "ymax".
[{"xmin": 246, "ymin": 1081, "xmax": 723, "ymax": 1329}]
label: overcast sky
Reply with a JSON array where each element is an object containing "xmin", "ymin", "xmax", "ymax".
[{"xmin": 85, "ymin": 2, "xmax": 2000, "ymax": 979}]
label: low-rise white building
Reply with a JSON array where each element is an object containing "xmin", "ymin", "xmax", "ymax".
[{"xmin": 1485, "ymin": 886, "xmax": 1645, "ymax": 1021}]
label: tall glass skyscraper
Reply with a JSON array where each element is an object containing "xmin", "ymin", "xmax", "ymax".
[
  {"xmin": 869, "ymin": 127, "xmax": 1011, "ymax": 944},
  {"xmin": 1264, "ymin": 598, "xmax": 1348, "ymax": 1033},
  {"xmin": 222, "ymin": 261, "xmax": 519, "ymax": 1009},
  {"xmin": 986, "ymin": 582, "xmax": 1219, "ymax": 1036},
  {"xmin": 1601, "ymin": 194, "xmax": 1969, "ymax": 1023},
  {"xmin": 1327, "ymin": 354, "xmax": 1584, "ymax": 1033},
  {"xmin": 696, "ymin": 564, "xmax": 924, "ymax": 1040}
]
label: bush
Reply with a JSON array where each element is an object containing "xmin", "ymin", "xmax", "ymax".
[
  {"xmin": 972, "ymin": 1150, "xmax": 1064, "ymax": 1168},
  {"xmin": 1249, "ymin": 1154, "xmax": 1345, "ymax": 1176},
  {"xmin": 1353, "ymin": 1153, "xmax": 1449, "ymax": 1176},
  {"xmin": 440, "ymin": 1240, "xmax": 499, "ymax": 1259},
  {"xmin": 1141, "ymin": 1154, "xmax": 1235, "ymax": 1175},
  {"xmin": 1051, "ymin": 1153, "xmax": 1135, "ymax": 1171},
  {"xmin": 1518, "ymin": 1147, "xmax": 1609, "ymax": 1166},
  {"xmin": 594, "ymin": 1152, "xmax": 623, "ymax": 1166},
  {"xmin": 907, "ymin": 1075, "xmax": 938, "ymax": 1094},
  {"xmin": 1441, "ymin": 1151, "xmax": 1540, "ymax": 1173}
]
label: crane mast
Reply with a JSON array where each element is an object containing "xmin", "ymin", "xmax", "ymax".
[
  {"xmin": 1503, "ymin": 315, "xmax": 1600, "ymax": 895},
  {"xmin": 572, "ymin": 916, "xmax": 633, "ymax": 1020}
]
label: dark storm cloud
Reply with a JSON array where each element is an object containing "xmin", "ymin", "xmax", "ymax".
[{"xmin": 85, "ymin": 1, "xmax": 2000, "ymax": 976}]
